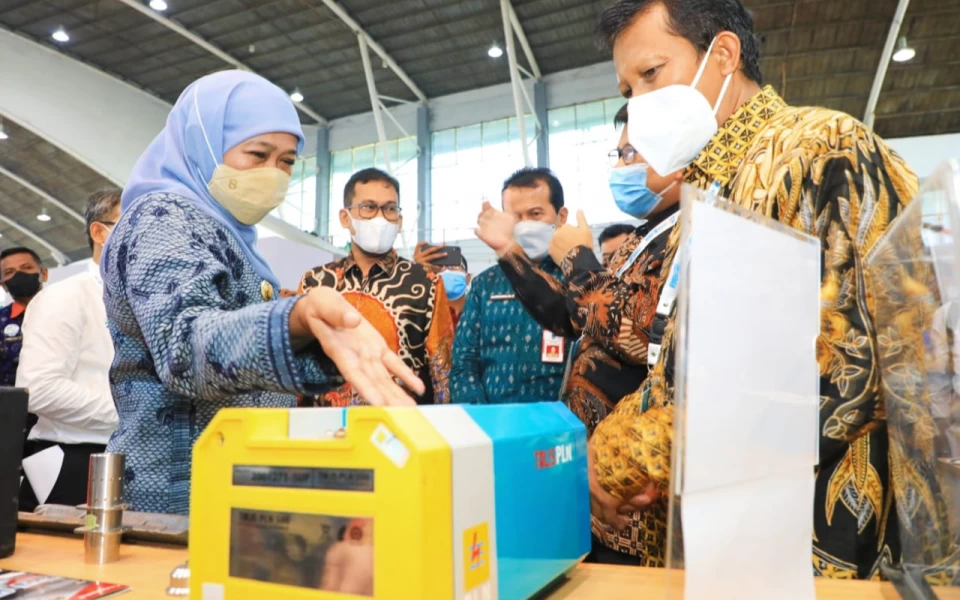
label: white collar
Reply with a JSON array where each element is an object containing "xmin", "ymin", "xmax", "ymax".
[{"xmin": 88, "ymin": 260, "xmax": 103, "ymax": 287}]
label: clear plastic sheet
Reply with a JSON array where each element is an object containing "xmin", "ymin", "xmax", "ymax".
[
  {"xmin": 866, "ymin": 160, "xmax": 960, "ymax": 593},
  {"xmin": 665, "ymin": 184, "xmax": 821, "ymax": 600}
]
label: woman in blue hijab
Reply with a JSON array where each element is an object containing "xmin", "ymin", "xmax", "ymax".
[{"xmin": 102, "ymin": 71, "xmax": 422, "ymax": 514}]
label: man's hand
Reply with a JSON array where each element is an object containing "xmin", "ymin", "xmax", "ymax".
[
  {"xmin": 588, "ymin": 443, "xmax": 659, "ymax": 533},
  {"xmin": 475, "ymin": 201, "xmax": 519, "ymax": 257},
  {"xmin": 290, "ymin": 287, "xmax": 423, "ymax": 406},
  {"xmin": 549, "ymin": 210, "xmax": 594, "ymax": 265},
  {"xmin": 413, "ymin": 242, "xmax": 446, "ymax": 273}
]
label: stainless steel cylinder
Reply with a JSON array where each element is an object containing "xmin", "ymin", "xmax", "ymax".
[
  {"xmin": 80, "ymin": 452, "xmax": 128, "ymax": 565},
  {"xmin": 84, "ymin": 529, "xmax": 122, "ymax": 564},
  {"xmin": 86, "ymin": 453, "xmax": 126, "ymax": 508}
]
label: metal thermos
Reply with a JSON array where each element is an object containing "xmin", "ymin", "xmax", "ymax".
[{"xmin": 79, "ymin": 453, "xmax": 128, "ymax": 564}]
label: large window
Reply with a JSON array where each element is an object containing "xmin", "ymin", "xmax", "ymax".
[
  {"xmin": 548, "ymin": 98, "xmax": 626, "ymax": 226},
  {"xmin": 328, "ymin": 138, "xmax": 419, "ymax": 251},
  {"xmin": 430, "ymin": 115, "xmax": 536, "ymax": 242},
  {"xmin": 272, "ymin": 154, "xmax": 317, "ymax": 232}
]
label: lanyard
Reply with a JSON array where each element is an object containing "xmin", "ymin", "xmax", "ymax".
[
  {"xmin": 647, "ymin": 249, "xmax": 683, "ymax": 367},
  {"xmin": 558, "ymin": 336, "xmax": 583, "ymax": 401},
  {"xmin": 616, "ymin": 211, "xmax": 681, "ymax": 279},
  {"xmin": 647, "ymin": 220, "xmax": 696, "ymax": 367}
]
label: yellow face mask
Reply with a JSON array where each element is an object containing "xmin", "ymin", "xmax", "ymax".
[{"xmin": 207, "ymin": 164, "xmax": 290, "ymax": 225}]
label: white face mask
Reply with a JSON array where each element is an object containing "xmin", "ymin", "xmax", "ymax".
[
  {"xmin": 349, "ymin": 214, "xmax": 399, "ymax": 255},
  {"xmin": 208, "ymin": 165, "xmax": 291, "ymax": 225},
  {"xmin": 514, "ymin": 220, "xmax": 555, "ymax": 260},
  {"xmin": 626, "ymin": 37, "xmax": 733, "ymax": 177}
]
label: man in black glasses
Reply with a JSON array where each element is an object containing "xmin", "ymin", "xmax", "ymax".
[{"xmin": 300, "ymin": 168, "xmax": 454, "ymax": 406}]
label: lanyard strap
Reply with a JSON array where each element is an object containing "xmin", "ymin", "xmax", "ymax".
[
  {"xmin": 558, "ymin": 336, "xmax": 583, "ymax": 401},
  {"xmin": 615, "ymin": 211, "xmax": 681, "ymax": 279},
  {"xmin": 647, "ymin": 232, "xmax": 691, "ymax": 367}
]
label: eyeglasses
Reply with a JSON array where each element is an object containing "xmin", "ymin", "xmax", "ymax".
[
  {"xmin": 349, "ymin": 202, "xmax": 402, "ymax": 222},
  {"xmin": 608, "ymin": 145, "xmax": 641, "ymax": 166}
]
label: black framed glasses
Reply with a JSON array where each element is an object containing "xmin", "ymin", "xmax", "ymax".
[
  {"xmin": 349, "ymin": 202, "xmax": 402, "ymax": 223},
  {"xmin": 608, "ymin": 145, "xmax": 641, "ymax": 166}
]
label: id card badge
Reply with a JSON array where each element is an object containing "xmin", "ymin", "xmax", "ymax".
[{"xmin": 541, "ymin": 331, "xmax": 565, "ymax": 363}]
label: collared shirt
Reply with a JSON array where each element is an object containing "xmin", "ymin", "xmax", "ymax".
[
  {"xmin": 300, "ymin": 250, "xmax": 454, "ymax": 405},
  {"xmin": 103, "ymin": 193, "xmax": 338, "ymax": 515},
  {"xmin": 497, "ymin": 205, "xmax": 679, "ymax": 434},
  {"xmin": 592, "ymin": 86, "xmax": 919, "ymax": 577},
  {"xmin": 0, "ymin": 301, "xmax": 27, "ymax": 387},
  {"xmin": 16, "ymin": 261, "xmax": 118, "ymax": 445},
  {"xmin": 450, "ymin": 261, "xmax": 569, "ymax": 405}
]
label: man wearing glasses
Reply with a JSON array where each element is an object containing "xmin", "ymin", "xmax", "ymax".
[
  {"xmin": 475, "ymin": 107, "xmax": 682, "ymax": 564},
  {"xmin": 300, "ymin": 168, "xmax": 453, "ymax": 406}
]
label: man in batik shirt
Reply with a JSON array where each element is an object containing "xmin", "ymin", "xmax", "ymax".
[
  {"xmin": 476, "ymin": 109, "xmax": 683, "ymax": 565},
  {"xmin": 301, "ymin": 168, "xmax": 453, "ymax": 405},
  {"xmin": 584, "ymin": 0, "xmax": 922, "ymax": 580}
]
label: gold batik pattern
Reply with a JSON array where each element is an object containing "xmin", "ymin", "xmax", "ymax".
[
  {"xmin": 592, "ymin": 86, "xmax": 925, "ymax": 579},
  {"xmin": 867, "ymin": 203, "xmax": 960, "ymax": 586}
]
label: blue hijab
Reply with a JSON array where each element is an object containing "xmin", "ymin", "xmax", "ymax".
[{"xmin": 119, "ymin": 70, "xmax": 305, "ymax": 290}]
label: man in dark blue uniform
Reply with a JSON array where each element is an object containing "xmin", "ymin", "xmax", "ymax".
[{"xmin": 0, "ymin": 247, "xmax": 48, "ymax": 387}]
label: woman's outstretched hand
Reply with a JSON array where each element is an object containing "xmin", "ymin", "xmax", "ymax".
[{"xmin": 290, "ymin": 287, "xmax": 423, "ymax": 406}]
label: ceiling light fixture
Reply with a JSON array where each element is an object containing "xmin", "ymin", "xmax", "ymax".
[
  {"xmin": 37, "ymin": 208, "xmax": 51, "ymax": 222},
  {"xmin": 0, "ymin": 119, "xmax": 7, "ymax": 141},
  {"xmin": 892, "ymin": 36, "xmax": 916, "ymax": 63},
  {"xmin": 149, "ymin": 0, "xmax": 168, "ymax": 11},
  {"xmin": 290, "ymin": 88, "xmax": 304, "ymax": 103},
  {"xmin": 52, "ymin": 27, "xmax": 69, "ymax": 43},
  {"xmin": 488, "ymin": 43, "xmax": 503, "ymax": 59}
]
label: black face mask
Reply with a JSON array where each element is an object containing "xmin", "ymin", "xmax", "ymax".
[{"xmin": 4, "ymin": 271, "xmax": 41, "ymax": 300}]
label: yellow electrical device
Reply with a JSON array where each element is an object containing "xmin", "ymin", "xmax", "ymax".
[{"xmin": 188, "ymin": 406, "xmax": 454, "ymax": 600}]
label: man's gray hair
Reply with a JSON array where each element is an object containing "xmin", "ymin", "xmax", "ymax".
[{"xmin": 84, "ymin": 188, "xmax": 122, "ymax": 250}]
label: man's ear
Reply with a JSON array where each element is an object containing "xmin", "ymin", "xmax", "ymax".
[
  {"xmin": 557, "ymin": 207, "xmax": 569, "ymax": 227},
  {"xmin": 339, "ymin": 209, "xmax": 353, "ymax": 232},
  {"xmin": 89, "ymin": 222, "xmax": 107, "ymax": 247},
  {"xmin": 714, "ymin": 31, "xmax": 742, "ymax": 78},
  {"xmin": 41, "ymin": 269, "xmax": 49, "ymax": 283}
]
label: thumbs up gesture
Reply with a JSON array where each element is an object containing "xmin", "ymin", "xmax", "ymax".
[
  {"xmin": 549, "ymin": 210, "xmax": 593, "ymax": 265},
  {"xmin": 475, "ymin": 201, "xmax": 520, "ymax": 257}
]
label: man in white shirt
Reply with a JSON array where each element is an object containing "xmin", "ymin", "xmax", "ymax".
[{"xmin": 17, "ymin": 189, "xmax": 121, "ymax": 511}]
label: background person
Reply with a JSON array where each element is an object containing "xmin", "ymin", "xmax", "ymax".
[
  {"xmin": 0, "ymin": 247, "xmax": 48, "ymax": 388},
  {"xmin": 598, "ymin": 223, "xmax": 635, "ymax": 269},
  {"xmin": 17, "ymin": 189, "xmax": 122, "ymax": 511},
  {"xmin": 301, "ymin": 168, "xmax": 453, "ymax": 406},
  {"xmin": 452, "ymin": 168, "xmax": 569, "ymax": 405},
  {"xmin": 413, "ymin": 244, "xmax": 470, "ymax": 327},
  {"xmin": 103, "ymin": 71, "xmax": 421, "ymax": 515}
]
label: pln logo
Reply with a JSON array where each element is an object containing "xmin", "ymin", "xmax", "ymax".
[
  {"xmin": 463, "ymin": 523, "xmax": 491, "ymax": 594},
  {"xmin": 534, "ymin": 443, "xmax": 573, "ymax": 470}
]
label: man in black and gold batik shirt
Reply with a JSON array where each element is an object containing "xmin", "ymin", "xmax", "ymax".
[{"xmin": 581, "ymin": 0, "xmax": 939, "ymax": 582}]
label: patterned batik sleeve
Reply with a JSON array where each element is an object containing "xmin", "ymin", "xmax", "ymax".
[
  {"xmin": 557, "ymin": 245, "xmax": 657, "ymax": 367},
  {"xmin": 498, "ymin": 250, "xmax": 581, "ymax": 339},
  {"xmin": 797, "ymin": 136, "xmax": 914, "ymax": 465},
  {"xmin": 113, "ymin": 201, "xmax": 337, "ymax": 402},
  {"xmin": 426, "ymin": 277, "xmax": 455, "ymax": 404},
  {"xmin": 450, "ymin": 281, "xmax": 488, "ymax": 404}
]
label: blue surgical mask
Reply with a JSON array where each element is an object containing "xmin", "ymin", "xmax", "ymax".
[
  {"xmin": 440, "ymin": 270, "xmax": 468, "ymax": 301},
  {"xmin": 609, "ymin": 163, "xmax": 674, "ymax": 219}
]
